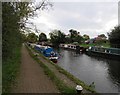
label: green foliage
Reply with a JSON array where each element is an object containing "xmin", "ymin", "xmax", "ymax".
[
  {"xmin": 98, "ymin": 34, "xmax": 107, "ymax": 38},
  {"xmin": 95, "ymin": 39, "xmax": 106, "ymax": 45},
  {"xmin": 27, "ymin": 32, "xmax": 38, "ymax": 43},
  {"xmin": 2, "ymin": 47, "xmax": 21, "ymax": 93},
  {"xmin": 108, "ymin": 26, "xmax": 120, "ymax": 48},
  {"xmin": 65, "ymin": 36, "xmax": 71, "ymax": 44},
  {"xmin": 21, "ymin": 33, "xmax": 28, "ymax": 42},
  {"xmin": 39, "ymin": 32, "xmax": 47, "ymax": 42},
  {"xmin": 2, "ymin": 2, "xmax": 31, "ymax": 93},
  {"xmin": 2, "ymin": 1, "xmax": 52, "ymax": 93},
  {"xmin": 3, "ymin": 1, "xmax": 53, "ymax": 58},
  {"xmin": 2, "ymin": 3, "xmax": 22, "ymax": 59},
  {"xmin": 69, "ymin": 29, "xmax": 83, "ymax": 43},
  {"xmin": 49, "ymin": 30, "xmax": 66, "ymax": 47},
  {"xmin": 83, "ymin": 34, "xmax": 90, "ymax": 40}
]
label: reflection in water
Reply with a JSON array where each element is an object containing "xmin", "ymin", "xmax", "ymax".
[
  {"xmin": 57, "ymin": 49, "xmax": 120, "ymax": 93},
  {"xmin": 107, "ymin": 60, "xmax": 120, "ymax": 92},
  {"xmin": 107, "ymin": 60, "xmax": 120, "ymax": 83}
]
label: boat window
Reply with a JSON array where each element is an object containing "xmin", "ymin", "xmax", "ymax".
[
  {"xmin": 91, "ymin": 47, "xmax": 94, "ymax": 51},
  {"xmin": 89, "ymin": 47, "xmax": 92, "ymax": 49},
  {"xmin": 106, "ymin": 50, "xmax": 109, "ymax": 53},
  {"xmin": 118, "ymin": 49, "xmax": 120, "ymax": 54},
  {"xmin": 43, "ymin": 51, "xmax": 46, "ymax": 54}
]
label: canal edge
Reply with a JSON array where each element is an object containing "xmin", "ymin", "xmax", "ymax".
[{"xmin": 26, "ymin": 44, "xmax": 96, "ymax": 94}]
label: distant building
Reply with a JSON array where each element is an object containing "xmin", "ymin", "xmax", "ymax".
[
  {"xmin": 85, "ymin": 38, "xmax": 95, "ymax": 44},
  {"xmin": 85, "ymin": 35, "xmax": 107, "ymax": 44},
  {"xmin": 95, "ymin": 36, "xmax": 107, "ymax": 41}
]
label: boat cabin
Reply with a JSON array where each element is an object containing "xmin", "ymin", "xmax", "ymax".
[
  {"xmin": 34, "ymin": 45, "xmax": 57, "ymax": 58},
  {"xmin": 89, "ymin": 46, "xmax": 120, "ymax": 55}
]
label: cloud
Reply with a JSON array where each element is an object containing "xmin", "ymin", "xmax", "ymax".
[
  {"xmin": 28, "ymin": 1, "xmax": 118, "ymax": 38},
  {"xmin": 50, "ymin": 0, "xmax": 119, "ymax": 2}
]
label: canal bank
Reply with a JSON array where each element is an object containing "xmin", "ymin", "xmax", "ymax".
[
  {"xmin": 57, "ymin": 48, "xmax": 120, "ymax": 93},
  {"xmin": 26, "ymin": 44, "xmax": 96, "ymax": 93}
]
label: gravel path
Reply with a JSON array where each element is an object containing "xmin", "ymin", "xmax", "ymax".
[{"xmin": 11, "ymin": 44, "xmax": 59, "ymax": 93}]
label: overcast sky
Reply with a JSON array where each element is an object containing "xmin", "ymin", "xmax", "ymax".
[{"xmin": 28, "ymin": 0, "xmax": 119, "ymax": 38}]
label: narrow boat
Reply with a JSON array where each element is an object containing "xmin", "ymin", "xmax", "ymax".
[
  {"xmin": 86, "ymin": 46, "xmax": 120, "ymax": 60},
  {"xmin": 34, "ymin": 45, "xmax": 58, "ymax": 63},
  {"xmin": 59, "ymin": 44, "xmax": 85, "ymax": 53}
]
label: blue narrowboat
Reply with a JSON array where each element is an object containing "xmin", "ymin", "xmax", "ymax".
[
  {"xmin": 86, "ymin": 46, "xmax": 120, "ymax": 60},
  {"xmin": 34, "ymin": 45, "xmax": 58, "ymax": 63}
]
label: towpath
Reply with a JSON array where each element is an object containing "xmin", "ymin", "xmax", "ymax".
[
  {"xmin": 11, "ymin": 44, "xmax": 59, "ymax": 93},
  {"xmin": 29, "ymin": 45, "xmax": 91, "ymax": 93}
]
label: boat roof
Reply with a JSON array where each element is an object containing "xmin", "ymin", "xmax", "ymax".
[
  {"xmin": 35, "ymin": 45, "xmax": 52, "ymax": 49},
  {"xmin": 91, "ymin": 46, "xmax": 120, "ymax": 50}
]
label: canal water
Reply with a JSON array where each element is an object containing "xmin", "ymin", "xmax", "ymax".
[{"xmin": 56, "ymin": 49, "xmax": 120, "ymax": 93}]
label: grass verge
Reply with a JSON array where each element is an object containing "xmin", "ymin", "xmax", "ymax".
[
  {"xmin": 40, "ymin": 54, "xmax": 96, "ymax": 93},
  {"xmin": 80, "ymin": 42, "xmax": 110, "ymax": 48},
  {"xmin": 2, "ymin": 46, "xmax": 21, "ymax": 93},
  {"xmin": 30, "ymin": 47, "xmax": 96, "ymax": 93},
  {"xmin": 26, "ymin": 45, "xmax": 77, "ymax": 94},
  {"xmin": 26, "ymin": 44, "xmax": 96, "ymax": 93}
]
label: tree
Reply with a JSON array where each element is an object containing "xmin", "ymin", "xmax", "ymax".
[
  {"xmin": 83, "ymin": 34, "xmax": 90, "ymax": 40},
  {"xmin": 21, "ymin": 32, "xmax": 28, "ymax": 42},
  {"xmin": 2, "ymin": 1, "xmax": 52, "ymax": 59},
  {"xmin": 98, "ymin": 34, "xmax": 107, "ymax": 38},
  {"xmin": 69, "ymin": 29, "xmax": 83, "ymax": 43},
  {"xmin": 49, "ymin": 30, "xmax": 66, "ymax": 47},
  {"xmin": 2, "ymin": 2, "xmax": 23, "ymax": 59},
  {"xmin": 27, "ymin": 33, "xmax": 38, "ymax": 43},
  {"xmin": 108, "ymin": 26, "xmax": 120, "ymax": 48},
  {"xmin": 65, "ymin": 34, "xmax": 71, "ymax": 44},
  {"xmin": 2, "ymin": 1, "xmax": 53, "ymax": 93},
  {"xmin": 69, "ymin": 29, "xmax": 78, "ymax": 41},
  {"xmin": 39, "ymin": 33, "xmax": 47, "ymax": 42}
]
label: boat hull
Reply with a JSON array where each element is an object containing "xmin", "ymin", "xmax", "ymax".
[
  {"xmin": 34, "ymin": 45, "xmax": 58, "ymax": 63},
  {"xmin": 86, "ymin": 50, "xmax": 120, "ymax": 60},
  {"xmin": 49, "ymin": 57, "xmax": 58, "ymax": 63},
  {"xmin": 59, "ymin": 44, "xmax": 86, "ymax": 53},
  {"xmin": 50, "ymin": 59, "xmax": 58, "ymax": 63}
]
